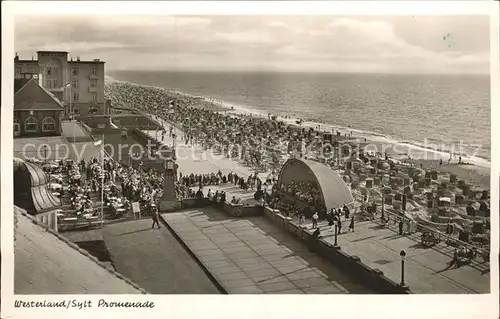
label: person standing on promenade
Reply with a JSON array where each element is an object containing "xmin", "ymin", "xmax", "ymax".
[
  {"xmin": 152, "ymin": 207, "xmax": 161, "ymax": 229},
  {"xmin": 328, "ymin": 211, "xmax": 334, "ymax": 231},
  {"xmin": 447, "ymin": 249, "xmax": 459, "ymax": 268},
  {"xmin": 312, "ymin": 212, "xmax": 319, "ymax": 229},
  {"xmin": 348, "ymin": 216, "xmax": 355, "ymax": 232},
  {"xmin": 337, "ymin": 217, "xmax": 343, "ymax": 234},
  {"xmin": 398, "ymin": 220, "xmax": 404, "ymax": 235},
  {"xmin": 343, "ymin": 205, "xmax": 350, "ymax": 219}
]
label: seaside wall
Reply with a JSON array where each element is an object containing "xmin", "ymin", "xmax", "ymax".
[
  {"xmin": 131, "ymin": 129, "xmax": 162, "ymax": 149},
  {"xmin": 79, "ymin": 122, "xmax": 96, "ymax": 141},
  {"xmin": 160, "ymin": 198, "xmax": 264, "ymax": 218},
  {"xmin": 79, "ymin": 116, "xmax": 113, "ymax": 129}
]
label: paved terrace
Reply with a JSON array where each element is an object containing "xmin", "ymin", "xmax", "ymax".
[
  {"xmin": 301, "ymin": 218, "xmax": 490, "ymax": 294},
  {"xmin": 163, "ymin": 207, "xmax": 374, "ymax": 294},
  {"xmin": 14, "ymin": 136, "xmax": 101, "ymax": 162},
  {"xmin": 61, "ymin": 120, "xmax": 94, "ymax": 143},
  {"xmin": 63, "ymin": 219, "xmax": 220, "ymax": 294}
]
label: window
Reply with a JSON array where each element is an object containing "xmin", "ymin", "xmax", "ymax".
[
  {"xmin": 42, "ymin": 117, "xmax": 55, "ymax": 132},
  {"xmin": 14, "ymin": 119, "xmax": 20, "ymax": 136},
  {"xmin": 71, "ymin": 79, "xmax": 79, "ymax": 89},
  {"xmin": 25, "ymin": 116, "xmax": 38, "ymax": 132},
  {"xmin": 91, "ymin": 93, "xmax": 97, "ymax": 101},
  {"xmin": 47, "ymin": 79, "xmax": 57, "ymax": 88},
  {"xmin": 73, "ymin": 93, "xmax": 79, "ymax": 101},
  {"xmin": 47, "ymin": 67, "xmax": 52, "ymax": 76},
  {"xmin": 91, "ymin": 79, "xmax": 98, "ymax": 87},
  {"xmin": 92, "ymin": 67, "xmax": 97, "ymax": 75},
  {"xmin": 73, "ymin": 107, "xmax": 80, "ymax": 115},
  {"xmin": 72, "ymin": 68, "xmax": 79, "ymax": 76},
  {"xmin": 89, "ymin": 106, "xmax": 99, "ymax": 114},
  {"xmin": 16, "ymin": 67, "xmax": 21, "ymax": 75}
]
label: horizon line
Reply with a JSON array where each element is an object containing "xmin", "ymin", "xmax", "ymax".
[{"xmin": 107, "ymin": 69, "xmax": 490, "ymax": 76}]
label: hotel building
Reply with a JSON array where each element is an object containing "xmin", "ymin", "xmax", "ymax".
[{"xmin": 14, "ymin": 51, "xmax": 108, "ymax": 117}]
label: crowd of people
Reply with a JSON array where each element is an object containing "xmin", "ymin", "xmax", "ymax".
[
  {"xmin": 105, "ymin": 82, "xmax": 348, "ymax": 173},
  {"xmin": 278, "ymin": 181, "xmax": 321, "ymax": 206}
]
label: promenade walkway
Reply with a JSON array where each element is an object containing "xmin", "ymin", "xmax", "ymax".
[
  {"xmin": 64, "ymin": 219, "xmax": 220, "ymax": 294},
  {"xmin": 163, "ymin": 207, "xmax": 374, "ymax": 294},
  {"xmin": 144, "ymin": 119, "xmax": 265, "ymax": 202},
  {"xmin": 303, "ymin": 218, "xmax": 490, "ymax": 294},
  {"xmin": 61, "ymin": 121, "xmax": 94, "ymax": 143},
  {"xmin": 145, "ymin": 129, "xmax": 257, "ymax": 178}
]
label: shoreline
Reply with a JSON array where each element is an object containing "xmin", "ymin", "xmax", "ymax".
[
  {"xmin": 104, "ymin": 75, "xmax": 491, "ymax": 166},
  {"xmin": 104, "ymin": 77, "xmax": 491, "ymax": 189}
]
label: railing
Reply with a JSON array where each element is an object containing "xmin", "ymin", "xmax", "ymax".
[{"xmin": 370, "ymin": 206, "xmax": 490, "ymax": 270}]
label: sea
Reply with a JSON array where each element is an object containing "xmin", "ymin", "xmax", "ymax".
[{"xmin": 108, "ymin": 71, "xmax": 491, "ymax": 165}]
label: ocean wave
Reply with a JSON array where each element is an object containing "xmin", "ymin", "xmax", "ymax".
[{"xmin": 105, "ymin": 77, "xmax": 491, "ymax": 168}]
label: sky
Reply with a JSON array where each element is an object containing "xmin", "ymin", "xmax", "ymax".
[{"xmin": 14, "ymin": 15, "xmax": 490, "ymax": 74}]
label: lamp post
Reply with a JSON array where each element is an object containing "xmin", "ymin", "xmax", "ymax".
[
  {"xmin": 380, "ymin": 185, "xmax": 385, "ymax": 223},
  {"xmin": 64, "ymin": 82, "xmax": 72, "ymax": 120},
  {"xmin": 399, "ymin": 250, "xmax": 407, "ymax": 287},
  {"xmin": 334, "ymin": 220, "xmax": 340, "ymax": 249},
  {"xmin": 43, "ymin": 145, "xmax": 47, "ymax": 162},
  {"xmin": 172, "ymin": 133, "xmax": 177, "ymax": 157}
]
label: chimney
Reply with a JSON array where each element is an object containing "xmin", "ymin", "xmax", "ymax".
[
  {"xmin": 77, "ymin": 56, "xmax": 80, "ymax": 62},
  {"xmin": 14, "ymin": 52, "xmax": 19, "ymax": 61}
]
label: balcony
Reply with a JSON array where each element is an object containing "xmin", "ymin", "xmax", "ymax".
[
  {"xmin": 88, "ymin": 86, "xmax": 98, "ymax": 93},
  {"xmin": 89, "ymin": 74, "xmax": 99, "ymax": 79},
  {"xmin": 47, "ymin": 87, "xmax": 66, "ymax": 93}
]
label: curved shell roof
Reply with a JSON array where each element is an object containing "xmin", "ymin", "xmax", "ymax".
[
  {"xmin": 278, "ymin": 158, "xmax": 354, "ymax": 210},
  {"xmin": 13, "ymin": 158, "xmax": 60, "ymax": 214}
]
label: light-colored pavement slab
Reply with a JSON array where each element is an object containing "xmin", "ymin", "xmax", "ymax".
[
  {"xmin": 308, "ymin": 219, "xmax": 490, "ymax": 294},
  {"xmin": 14, "ymin": 136, "xmax": 101, "ymax": 161},
  {"xmin": 163, "ymin": 207, "xmax": 374, "ymax": 294},
  {"xmin": 100, "ymin": 219, "xmax": 220, "ymax": 294}
]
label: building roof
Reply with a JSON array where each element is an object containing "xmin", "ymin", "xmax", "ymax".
[
  {"xmin": 68, "ymin": 61, "xmax": 106, "ymax": 64},
  {"xmin": 15, "ymin": 60, "xmax": 37, "ymax": 64},
  {"xmin": 37, "ymin": 50, "xmax": 69, "ymax": 54},
  {"xmin": 14, "ymin": 206, "xmax": 147, "ymax": 294},
  {"xmin": 278, "ymin": 158, "xmax": 355, "ymax": 210},
  {"xmin": 14, "ymin": 78, "xmax": 31, "ymax": 94},
  {"xmin": 14, "ymin": 78, "xmax": 64, "ymax": 111}
]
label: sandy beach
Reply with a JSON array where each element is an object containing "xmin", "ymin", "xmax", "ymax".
[{"xmin": 105, "ymin": 79, "xmax": 491, "ymax": 192}]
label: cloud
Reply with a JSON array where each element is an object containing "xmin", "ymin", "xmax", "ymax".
[{"xmin": 14, "ymin": 15, "xmax": 489, "ymax": 73}]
